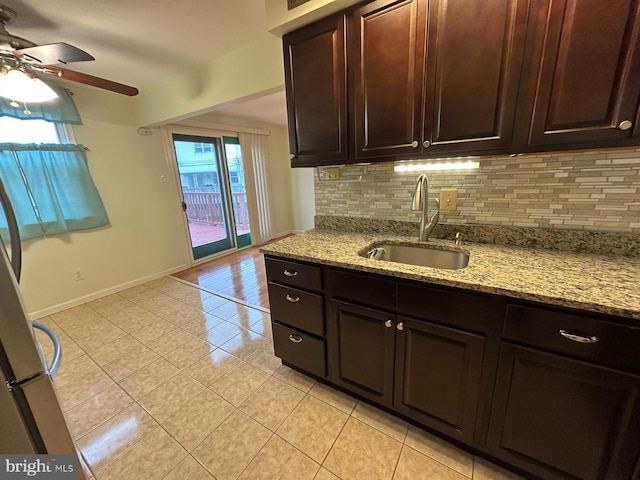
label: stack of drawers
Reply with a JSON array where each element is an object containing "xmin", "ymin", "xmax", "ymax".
[{"xmin": 266, "ymin": 257, "xmax": 326, "ymax": 378}]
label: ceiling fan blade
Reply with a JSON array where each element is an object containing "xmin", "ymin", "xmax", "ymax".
[
  {"xmin": 14, "ymin": 42, "xmax": 95, "ymax": 65},
  {"xmin": 35, "ymin": 65, "xmax": 139, "ymax": 96}
]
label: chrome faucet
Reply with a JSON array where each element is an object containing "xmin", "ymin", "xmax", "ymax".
[{"xmin": 411, "ymin": 174, "xmax": 440, "ymax": 242}]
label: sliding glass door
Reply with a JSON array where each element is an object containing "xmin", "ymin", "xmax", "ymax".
[{"xmin": 172, "ymin": 133, "xmax": 251, "ymax": 260}]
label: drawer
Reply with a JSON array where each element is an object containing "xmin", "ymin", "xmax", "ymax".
[
  {"xmin": 265, "ymin": 257, "xmax": 323, "ymax": 292},
  {"xmin": 504, "ymin": 304, "xmax": 640, "ymax": 372},
  {"xmin": 272, "ymin": 322, "xmax": 326, "ymax": 378},
  {"xmin": 328, "ymin": 269, "xmax": 395, "ymax": 311},
  {"xmin": 397, "ymin": 282, "xmax": 492, "ymax": 333},
  {"xmin": 268, "ymin": 283, "xmax": 325, "ymax": 336}
]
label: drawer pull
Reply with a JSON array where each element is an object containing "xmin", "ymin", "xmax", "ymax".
[
  {"xmin": 559, "ymin": 329, "xmax": 598, "ymax": 344},
  {"xmin": 288, "ymin": 334, "xmax": 303, "ymax": 343},
  {"xmin": 283, "ymin": 269, "xmax": 298, "ymax": 277},
  {"xmin": 286, "ymin": 294, "xmax": 300, "ymax": 303}
]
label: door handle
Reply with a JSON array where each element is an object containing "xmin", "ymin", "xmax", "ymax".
[
  {"xmin": 32, "ymin": 322, "xmax": 61, "ymax": 379},
  {"xmin": 181, "ymin": 201, "xmax": 187, "ymax": 212},
  {"xmin": 559, "ymin": 329, "xmax": 598, "ymax": 344}
]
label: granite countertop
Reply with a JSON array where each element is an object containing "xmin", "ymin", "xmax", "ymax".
[{"xmin": 261, "ymin": 229, "xmax": 640, "ymax": 321}]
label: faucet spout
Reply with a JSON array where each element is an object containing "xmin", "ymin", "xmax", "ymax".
[{"xmin": 411, "ymin": 174, "xmax": 440, "ymax": 242}]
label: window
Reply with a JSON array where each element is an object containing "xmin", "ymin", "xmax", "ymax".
[
  {"xmin": 0, "ymin": 91, "xmax": 109, "ymax": 241},
  {"xmin": 193, "ymin": 142, "xmax": 214, "ymax": 154},
  {"xmin": 0, "ymin": 116, "xmax": 71, "ymax": 144}
]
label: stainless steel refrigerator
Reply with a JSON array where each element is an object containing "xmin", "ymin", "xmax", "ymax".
[{"xmin": 0, "ymin": 178, "xmax": 85, "ymax": 477}]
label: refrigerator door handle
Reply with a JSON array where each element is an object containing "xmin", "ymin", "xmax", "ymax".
[{"xmin": 31, "ymin": 322, "xmax": 61, "ymax": 379}]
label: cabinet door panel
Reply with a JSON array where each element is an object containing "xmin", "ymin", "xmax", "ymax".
[
  {"xmin": 487, "ymin": 344, "xmax": 640, "ymax": 480},
  {"xmin": 520, "ymin": 0, "xmax": 640, "ymax": 146},
  {"xmin": 284, "ymin": 14, "xmax": 348, "ymax": 166},
  {"xmin": 394, "ymin": 316, "xmax": 484, "ymax": 443},
  {"xmin": 425, "ymin": 0, "xmax": 529, "ymax": 152},
  {"xmin": 351, "ymin": 0, "xmax": 426, "ymax": 159},
  {"xmin": 327, "ymin": 301, "xmax": 395, "ymax": 406}
]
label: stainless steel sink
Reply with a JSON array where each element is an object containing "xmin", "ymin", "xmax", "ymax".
[{"xmin": 362, "ymin": 244, "xmax": 469, "ymax": 270}]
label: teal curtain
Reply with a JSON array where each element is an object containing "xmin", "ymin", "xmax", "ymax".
[
  {"xmin": 0, "ymin": 143, "xmax": 109, "ymax": 240},
  {"xmin": 0, "ymin": 86, "xmax": 82, "ymax": 124}
]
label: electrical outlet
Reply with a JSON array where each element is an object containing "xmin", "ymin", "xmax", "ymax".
[
  {"xmin": 74, "ymin": 269, "xmax": 84, "ymax": 281},
  {"xmin": 439, "ymin": 188, "xmax": 458, "ymax": 211},
  {"xmin": 324, "ymin": 167, "xmax": 341, "ymax": 180}
]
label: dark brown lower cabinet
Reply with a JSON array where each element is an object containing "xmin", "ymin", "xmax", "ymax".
[
  {"xmin": 327, "ymin": 300, "xmax": 396, "ymax": 407},
  {"xmin": 393, "ymin": 316, "xmax": 484, "ymax": 444},
  {"xmin": 487, "ymin": 343, "xmax": 640, "ymax": 480}
]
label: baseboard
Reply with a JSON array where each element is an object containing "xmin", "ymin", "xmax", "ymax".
[
  {"xmin": 28, "ymin": 265, "xmax": 188, "ymax": 320},
  {"xmin": 269, "ymin": 229, "xmax": 305, "ymax": 240}
]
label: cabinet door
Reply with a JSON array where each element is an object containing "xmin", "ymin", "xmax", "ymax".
[
  {"xmin": 283, "ymin": 14, "xmax": 348, "ymax": 166},
  {"xmin": 350, "ymin": 0, "xmax": 426, "ymax": 160},
  {"xmin": 423, "ymin": 0, "xmax": 530, "ymax": 154},
  {"xmin": 393, "ymin": 316, "xmax": 484, "ymax": 443},
  {"xmin": 487, "ymin": 344, "xmax": 640, "ymax": 480},
  {"xmin": 327, "ymin": 300, "xmax": 396, "ymax": 406},
  {"xmin": 516, "ymin": 0, "xmax": 640, "ymax": 147}
]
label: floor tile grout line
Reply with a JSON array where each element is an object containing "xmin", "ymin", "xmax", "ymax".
[
  {"xmin": 53, "ymin": 277, "xmax": 474, "ymax": 479},
  {"xmin": 170, "ymin": 276, "xmax": 270, "ymax": 314}
]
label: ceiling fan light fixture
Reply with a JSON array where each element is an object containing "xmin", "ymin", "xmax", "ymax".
[{"xmin": 0, "ymin": 68, "xmax": 58, "ymax": 103}]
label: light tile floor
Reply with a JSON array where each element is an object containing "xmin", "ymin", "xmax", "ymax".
[{"xmin": 35, "ymin": 277, "xmax": 526, "ymax": 480}]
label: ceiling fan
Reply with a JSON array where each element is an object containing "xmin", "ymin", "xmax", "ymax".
[{"xmin": 0, "ymin": 4, "xmax": 138, "ymax": 98}]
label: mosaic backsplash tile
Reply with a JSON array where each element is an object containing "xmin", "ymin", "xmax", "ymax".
[{"xmin": 314, "ymin": 147, "xmax": 640, "ymax": 233}]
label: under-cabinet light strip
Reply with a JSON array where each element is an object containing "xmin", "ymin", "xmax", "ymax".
[{"xmin": 394, "ymin": 159, "xmax": 480, "ymax": 172}]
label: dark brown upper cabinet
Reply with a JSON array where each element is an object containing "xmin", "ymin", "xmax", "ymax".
[
  {"xmin": 423, "ymin": 0, "xmax": 530, "ymax": 154},
  {"xmin": 283, "ymin": 0, "xmax": 640, "ymax": 166},
  {"xmin": 514, "ymin": 0, "xmax": 640, "ymax": 149},
  {"xmin": 283, "ymin": 14, "xmax": 348, "ymax": 166},
  {"xmin": 350, "ymin": 0, "xmax": 530, "ymax": 161},
  {"xmin": 349, "ymin": 0, "xmax": 426, "ymax": 159}
]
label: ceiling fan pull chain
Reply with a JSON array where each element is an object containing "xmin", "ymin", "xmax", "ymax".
[{"xmin": 23, "ymin": 102, "xmax": 30, "ymax": 115}]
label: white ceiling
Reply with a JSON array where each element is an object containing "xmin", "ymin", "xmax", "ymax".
[{"xmin": 2, "ymin": 0, "xmax": 288, "ymax": 125}]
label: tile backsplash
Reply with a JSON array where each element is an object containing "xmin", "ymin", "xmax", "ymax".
[{"xmin": 314, "ymin": 148, "xmax": 640, "ymax": 233}]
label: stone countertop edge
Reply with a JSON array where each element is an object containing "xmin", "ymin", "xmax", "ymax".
[{"xmin": 260, "ymin": 229, "xmax": 640, "ymax": 321}]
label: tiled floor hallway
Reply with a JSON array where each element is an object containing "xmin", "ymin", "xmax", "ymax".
[{"xmin": 35, "ymin": 275, "xmax": 525, "ymax": 480}]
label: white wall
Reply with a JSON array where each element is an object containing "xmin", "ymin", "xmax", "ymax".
[
  {"xmin": 17, "ymin": 24, "xmax": 319, "ymax": 315},
  {"xmin": 21, "ymin": 86, "xmax": 189, "ymax": 317},
  {"xmin": 19, "ymin": 93, "xmax": 315, "ymax": 317},
  {"xmin": 135, "ymin": 33, "xmax": 285, "ymax": 128}
]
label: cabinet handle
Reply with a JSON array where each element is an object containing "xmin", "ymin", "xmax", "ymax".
[
  {"xmin": 290, "ymin": 153, "xmax": 297, "ymax": 159},
  {"xmin": 423, "ymin": 140, "xmax": 431, "ymax": 148},
  {"xmin": 288, "ymin": 334, "xmax": 303, "ymax": 343},
  {"xmin": 385, "ymin": 319, "xmax": 393, "ymax": 328},
  {"xmin": 286, "ymin": 294, "xmax": 300, "ymax": 303},
  {"xmin": 397, "ymin": 322, "xmax": 404, "ymax": 331},
  {"xmin": 618, "ymin": 120, "xmax": 633, "ymax": 131},
  {"xmin": 559, "ymin": 329, "xmax": 598, "ymax": 344},
  {"xmin": 283, "ymin": 269, "xmax": 298, "ymax": 277},
  {"xmin": 411, "ymin": 141, "xmax": 419, "ymax": 148}
]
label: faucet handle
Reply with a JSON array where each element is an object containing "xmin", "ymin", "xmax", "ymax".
[{"xmin": 455, "ymin": 232, "xmax": 464, "ymax": 246}]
